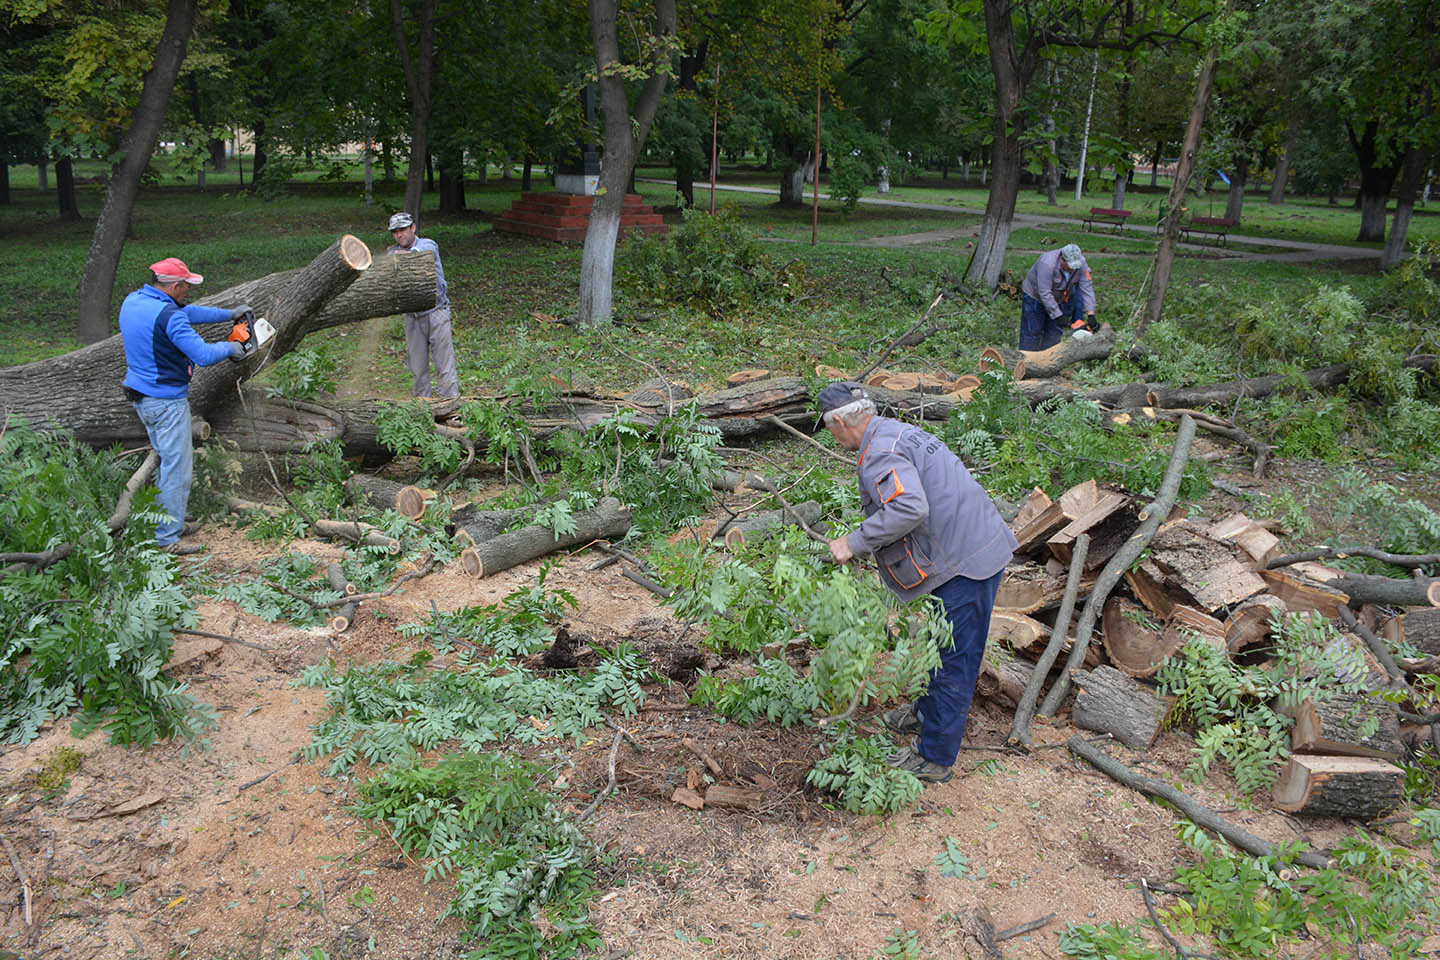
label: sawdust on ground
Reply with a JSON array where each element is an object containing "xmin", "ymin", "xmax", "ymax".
[{"xmin": 0, "ymin": 462, "xmax": 1422, "ymax": 960}]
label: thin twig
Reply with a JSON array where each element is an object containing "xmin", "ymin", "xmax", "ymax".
[
  {"xmin": 855, "ymin": 292, "xmax": 946, "ymax": 383},
  {"xmin": 818, "ymin": 682, "xmax": 867, "ymax": 727},
  {"xmin": 1, "ymin": 833, "xmax": 32, "ymax": 928},
  {"xmin": 174, "ymin": 627, "xmax": 271, "ymax": 653},
  {"xmin": 1269, "ymin": 547, "xmax": 1440, "ymax": 570},
  {"xmin": 1142, "ymin": 879, "xmax": 1220, "ymax": 959},
  {"xmin": 996, "ymin": 913, "xmax": 1056, "ymax": 942},
  {"xmin": 760, "ymin": 414, "xmax": 851, "ymax": 464},
  {"xmin": 579, "ymin": 730, "xmax": 625, "ymax": 822},
  {"xmin": 1337, "ymin": 606, "xmax": 1408, "ymax": 689}
]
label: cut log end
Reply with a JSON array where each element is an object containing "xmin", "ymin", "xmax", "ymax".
[
  {"xmin": 396, "ymin": 485, "xmax": 426, "ymax": 520},
  {"xmin": 1429, "ymin": 581, "xmax": 1440, "ymax": 606},
  {"xmin": 459, "ymin": 547, "xmax": 481, "ymax": 578},
  {"xmin": 724, "ymin": 528, "xmax": 746, "ymax": 551},
  {"xmin": 191, "ymin": 416, "xmax": 211, "ymax": 441},
  {"xmin": 340, "ymin": 234, "xmax": 373, "ymax": 271}
]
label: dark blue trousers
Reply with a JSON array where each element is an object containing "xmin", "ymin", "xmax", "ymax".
[
  {"xmin": 1018, "ymin": 293, "xmax": 1083, "ymax": 351},
  {"xmin": 914, "ymin": 570, "xmax": 1002, "ymax": 766}
]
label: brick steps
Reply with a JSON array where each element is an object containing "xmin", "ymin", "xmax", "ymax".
[{"xmin": 492, "ymin": 191, "xmax": 669, "ymax": 243}]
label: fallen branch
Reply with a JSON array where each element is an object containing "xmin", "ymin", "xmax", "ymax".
[
  {"xmin": 995, "ymin": 913, "xmax": 1057, "ymax": 942},
  {"xmin": 761, "ymin": 414, "xmax": 852, "ymax": 464},
  {"xmin": 622, "ymin": 568, "xmax": 675, "ymax": 598},
  {"xmin": 0, "ymin": 543, "xmax": 76, "ymax": 576},
  {"xmin": 174, "ymin": 627, "xmax": 271, "ymax": 653},
  {"xmin": 579, "ymin": 729, "xmax": 626, "ymax": 822},
  {"xmin": 1007, "ymin": 534, "xmax": 1089, "ymax": 747},
  {"xmin": 0, "ymin": 832, "xmax": 31, "ymax": 928},
  {"xmin": 106, "ymin": 450, "xmax": 159, "ymax": 533},
  {"xmin": 855, "ymin": 292, "xmax": 946, "ymax": 383},
  {"xmin": 1141, "ymin": 879, "xmax": 1217, "ymax": 960},
  {"xmin": 1336, "ymin": 606, "xmax": 1408, "ymax": 689},
  {"xmin": 1038, "ymin": 416, "xmax": 1196, "ymax": 717},
  {"xmin": 1067, "ymin": 735, "xmax": 1333, "ymax": 869}
]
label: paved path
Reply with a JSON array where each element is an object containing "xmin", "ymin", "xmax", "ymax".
[{"xmin": 640, "ymin": 179, "xmax": 1380, "ymax": 264}]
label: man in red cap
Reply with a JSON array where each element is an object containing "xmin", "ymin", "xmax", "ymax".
[{"xmin": 119, "ymin": 257, "xmax": 254, "ymax": 553}]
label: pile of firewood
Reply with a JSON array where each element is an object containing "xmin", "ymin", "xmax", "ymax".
[{"xmin": 980, "ymin": 477, "xmax": 1440, "ymax": 821}]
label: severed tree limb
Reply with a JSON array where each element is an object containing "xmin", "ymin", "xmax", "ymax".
[
  {"xmin": 173, "ymin": 627, "xmax": 271, "ymax": 652},
  {"xmin": 1068, "ymin": 735, "xmax": 1334, "ymax": 869},
  {"xmin": 1331, "ymin": 572, "xmax": 1440, "ymax": 608},
  {"xmin": 1007, "ymin": 534, "xmax": 1089, "ymax": 748},
  {"xmin": 1337, "ymin": 606, "xmax": 1408, "ymax": 689},
  {"xmin": 1268, "ymin": 547, "xmax": 1440, "ymax": 570},
  {"xmin": 0, "ymin": 832, "xmax": 31, "ymax": 928},
  {"xmin": 1038, "ymin": 416, "xmax": 1196, "ymax": 717},
  {"xmin": 312, "ymin": 519, "xmax": 402, "ymax": 554},
  {"xmin": 1141, "ymin": 880, "xmax": 1219, "ymax": 960},
  {"xmin": 761, "ymin": 414, "xmax": 852, "ymax": 464},
  {"xmin": 1, "ymin": 544, "xmax": 76, "ymax": 576},
  {"xmin": 579, "ymin": 728, "xmax": 627, "ymax": 822},
  {"xmin": 995, "ymin": 913, "xmax": 1057, "ymax": 942},
  {"xmin": 621, "ymin": 568, "xmax": 675, "ymax": 599},
  {"xmin": 106, "ymin": 450, "xmax": 159, "ymax": 532},
  {"xmin": 855, "ymin": 292, "xmax": 946, "ymax": 383}
]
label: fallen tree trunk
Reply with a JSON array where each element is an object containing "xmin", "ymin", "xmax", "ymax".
[
  {"xmin": 1068, "ymin": 735, "xmax": 1334, "ymax": 868},
  {"xmin": 1071, "ymin": 665, "xmax": 1172, "ymax": 750},
  {"xmin": 1272, "ymin": 755, "xmax": 1405, "ymax": 819},
  {"xmin": 977, "ymin": 323, "xmax": 1118, "ymax": 380},
  {"xmin": 0, "ymin": 240, "xmax": 431, "ymax": 447},
  {"xmin": 349, "ymin": 474, "xmax": 426, "ymax": 519},
  {"xmin": 462, "ymin": 496, "xmax": 631, "ymax": 578},
  {"xmin": 716, "ymin": 501, "xmax": 822, "ymax": 550}
]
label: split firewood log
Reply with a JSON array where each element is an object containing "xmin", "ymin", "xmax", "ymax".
[
  {"xmin": 1102, "ymin": 597, "xmax": 1172, "ymax": 678},
  {"xmin": 1162, "ymin": 606, "xmax": 1227, "ymax": 654},
  {"xmin": 1259, "ymin": 568, "xmax": 1349, "ymax": 619},
  {"xmin": 1283, "ymin": 690, "xmax": 1402, "ymax": 761},
  {"xmin": 1046, "ymin": 491, "xmax": 1130, "ymax": 567},
  {"xmin": 460, "ymin": 496, "xmax": 631, "ymax": 578},
  {"xmin": 995, "ymin": 560, "xmax": 1096, "ymax": 615},
  {"xmin": 1224, "ymin": 595, "xmax": 1287, "ymax": 653},
  {"xmin": 1206, "ymin": 513, "xmax": 1280, "ymax": 567},
  {"xmin": 1125, "ymin": 561, "xmax": 1179, "ymax": 620},
  {"xmin": 1146, "ymin": 521, "xmax": 1267, "ymax": 613},
  {"xmin": 1071, "ymin": 665, "xmax": 1173, "ymax": 750},
  {"xmin": 1272, "ymin": 755, "xmax": 1405, "ymax": 819},
  {"xmin": 987, "ymin": 610, "xmax": 1050, "ymax": 653}
]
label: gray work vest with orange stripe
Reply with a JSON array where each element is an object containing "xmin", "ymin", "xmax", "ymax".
[{"xmin": 843, "ymin": 416, "xmax": 1018, "ymax": 603}]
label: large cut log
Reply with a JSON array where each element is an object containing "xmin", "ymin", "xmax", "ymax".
[
  {"xmin": 1005, "ymin": 322, "xmax": 1118, "ymax": 380},
  {"xmin": 1384, "ymin": 607, "xmax": 1440, "ymax": 656},
  {"xmin": 1012, "ymin": 355, "xmax": 1436, "ymax": 409},
  {"xmin": 1071, "ymin": 665, "xmax": 1173, "ymax": 750},
  {"xmin": 1272, "ymin": 755, "xmax": 1404, "ymax": 819},
  {"xmin": 1284, "ymin": 691, "xmax": 1402, "ymax": 761},
  {"xmin": 205, "ymin": 391, "xmax": 346, "ymax": 453},
  {"xmin": 0, "ymin": 237, "xmax": 392, "ymax": 447},
  {"xmin": 1330, "ymin": 572, "xmax": 1440, "ymax": 609},
  {"xmin": 1163, "ymin": 606, "xmax": 1227, "ymax": 654},
  {"xmin": 987, "ymin": 610, "xmax": 1050, "ymax": 654},
  {"xmin": 1124, "ymin": 561, "xmax": 1179, "ymax": 620},
  {"xmin": 717, "ymin": 501, "xmax": 822, "ymax": 550},
  {"xmin": 348, "ymin": 474, "xmax": 427, "ymax": 519},
  {"xmin": 1259, "ymin": 568, "xmax": 1348, "ymax": 619},
  {"xmin": 464, "ymin": 496, "xmax": 631, "ymax": 578}
]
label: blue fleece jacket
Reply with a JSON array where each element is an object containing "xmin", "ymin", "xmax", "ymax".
[{"xmin": 120, "ymin": 285, "xmax": 239, "ymax": 398}]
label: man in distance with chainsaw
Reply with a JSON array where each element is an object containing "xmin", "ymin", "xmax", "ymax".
[
  {"xmin": 387, "ymin": 211, "xmax": 459, "ymax": 398},
  {"xmin": 823, "ymin": 382, "xmax": 1017, "ymax": 782},
  {"xmin": 119, "ymin": 257, "xmax": 256, "ymax": 554},
  {"xmin": 1018, "ymin": 242, "xmax": 1096, "ymax": 351}
]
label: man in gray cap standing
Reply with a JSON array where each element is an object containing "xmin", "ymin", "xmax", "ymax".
[
  {"xmin": 820, "ymin": 381, "xmax": 1018, "ymax": 782},
  {"xmin": 388, "ymin": 211, "xmax": 459, "ymax": 397},
  {"xmin": 1019, "ymin": 242, "xmax": 1096, "ymax": 351}
]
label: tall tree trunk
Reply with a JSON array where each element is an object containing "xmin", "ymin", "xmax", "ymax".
[
  {"xmin": 252, "ymin": 119, "xmax": 268, "ymax": 186},
  {"xmin": 1150, "ymin": 139, "xmax": 1161, "ymax": 187},
  {"xmin": 1042, "ymin": 62, "xmax": 1059, "ymax": 204},
  {"xmin": 967, "ymin": 0, "xmax": 1038, "ymax": 288},
  {"xmin": 382, "ymin": 140, "xmax": 395, "ymax": 181},
  {"xmin": 74, "ymin": 0, "xmax": 197, "ymax": 344},
  {"xmin": 1268, "ymin": 121, "xmax": 1296, "ymax": 204},
  {"xmin": 1224, "ymin": 154, "xmax": 1248, "ymax": 222},
  {"xmin": 1381, "ymin": 144, "xmax": 1428, "ymax": 269},
  {"xmin": 391, "ymin": 0, "xmax": 436, "ymax": 216},
  {"xmin": 521, "ymin": 158, "xmax": 533, "ymax": 191},
  {"xmin": 577, "ymin": 0, "xmax": 676, "ymax": 327},
  {"xmin": 0, "ymin": 159, "xmax": 9, "ymax": 205},
  {"xmin": 437, "ymin": 147, "xmax": 465, "ymax": 213},
  {"xmin": 56, "ymin": 158, "xmax": 79, "ymax": 220},
  {"xmin": 1074, "ymin": 52, "xmax": 1099, "ymax": 200},
  {"xmin": 37, "ymin": 159, "xmax": 48, "ymax": 192},
  {"xmin": 1136, "ymin": 47, "xmax": 1216, "ymax": 341},
  {"xmin": 1111, "ymin": 48, "xmax": 1134, "ymax": 209},
  {"xmin": 209, "ymin": 138, "xmax": 227, "ymax": 172},
  {"xmin": 1349, "ymin": 121, "xmax": 1400, "ymax": 242}
]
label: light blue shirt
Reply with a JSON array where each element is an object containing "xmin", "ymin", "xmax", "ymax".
[{"xmin": 388, "ymin": 235, "xmax": 449, "ymax": 312}]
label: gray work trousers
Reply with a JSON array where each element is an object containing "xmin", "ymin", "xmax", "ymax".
[{"xmin": 403, "ymin": 305, "xmax": 459, "ymax": 397}]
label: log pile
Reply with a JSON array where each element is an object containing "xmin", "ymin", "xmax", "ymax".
[{"xmin": 981, "ymin": 479, "xmax": 1437, "ymax": 821}]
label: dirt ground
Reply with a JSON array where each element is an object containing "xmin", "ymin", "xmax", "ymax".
[{"xmin": 1, "ymin": 452, "xmax": 1434, "ymax": 960}]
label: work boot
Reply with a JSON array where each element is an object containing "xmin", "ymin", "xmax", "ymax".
[
  {"xmin": 887, "ymin": 743, "xmax": 953, "ymax": 783},
  {"xmin": 881, "ymin": 703, "xmax": 922, "ymax": 735},
  {"xmin": 180, "ymin": 521, "xmax": 202, "ymax": 537},
  {"xmin": 161, "ymin": 542, "xmax": 205, "ymax": 556}
]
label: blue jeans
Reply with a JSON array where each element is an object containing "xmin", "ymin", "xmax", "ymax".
[
  {"xmin": 914, "ymin": 570, "xmax": 1002, "ymax": 766},
  {"xmin": 1018, "ymin": 293, "xmax": 1083, "ymax": 351},
  {"xmin": 132, "ymin": 395, "xmax": 193, "ymax": 546}
]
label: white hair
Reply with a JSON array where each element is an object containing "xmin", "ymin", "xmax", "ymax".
[{"xmin": 823, "ymin": 397, "xmax": 875, "ymax": 427}]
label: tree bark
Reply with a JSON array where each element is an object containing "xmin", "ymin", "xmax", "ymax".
[
  {"xmin": 1286, "ymin": 691, "xmax": 1402, "ymax": 761},
  {"xmin": 1223, "ymin": 154, "xmax": 1248, "ymax": 223},
  {"xmin": 75, "ymin": 0, "xmax": 197, "ymax": 345},
  {"xmin": 577, "ymin": 0, "xmax": 676, "ymax": 327},
  {"xmin": 391, "ymin": 0, "xmax": 436, "ymax": 216},
  {"xmin": 1272, "ymin": 755, "xmax": 1404, "ymax": 819},
  {"xmin": 1349, "ymin": 121, "xmax": 1400, "ymax": 243},
  {"xmin": 1071, "ymin": 665, "xmax": 1171, "ymax": 750},
  {"xmin": 436, "ymin": 143, "xmax": 465, "ymax": 213},
  {"xmin": 1268, "ymin": 120, "xmax": 1296, "ymax": 205},
  {"xmin": 55, "ymin": 157, "xmax": 79, "ymax": 221},
  {"xmin": 967, "ymin": 0, "xmax": 1038, "ymax": 288},
  {"xmin": 1381, "ymin": 143, "xmax": 1428, "ymax": 269},
  {"xmin": 1136, "ymin": 47, "xmax": 1216, "ymax": 340},
  {"xmin": 0, "ymin": 237, "xmax": 378, "ymax": 446}
]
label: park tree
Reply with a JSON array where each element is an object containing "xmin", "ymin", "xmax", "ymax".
[
  {"xmin": 0, "ymin": 16, "xmax": 49, "ymax": 205},
  {"xmin": 577, "ymin": 0, "xmax": 677, "ymax": 328},
  {"xmin": 391, "ymin": 0, "xmax": 437, "ymax": 216},
  {"xmin": 920, "ymin": 0, "xmax": 1209, "ymax": 288}
]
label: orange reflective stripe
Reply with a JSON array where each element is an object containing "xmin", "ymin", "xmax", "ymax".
[
  {"xmin": 857, "ymin": 439, "xmax": 872, "ymax": 468},
  {"xmin": 878, "ymin": 469, "xmax": 904, "ymax": 503}
]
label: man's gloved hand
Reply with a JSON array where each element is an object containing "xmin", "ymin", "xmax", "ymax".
[{"xmin": 227, "ymin": 305, "xmax": 257, "ymax": 363}]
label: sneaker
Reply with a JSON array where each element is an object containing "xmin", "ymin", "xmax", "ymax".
[
  {"xmin": 161, "ymin": 542, "xmax": 205, "ymax": 556},
  {"xmin": 887, "ymin": 743, "xmax": 953, "ymax": 783},
  {"xmin": 881, "ymin": 703, "xmax": 922, "ymax": 735}
]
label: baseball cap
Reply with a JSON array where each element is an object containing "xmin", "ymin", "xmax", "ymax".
[
  {"xmin": 150, "ymin": 257, "xmax": 203, "ymax": 284},
  {"xmin": 1060, "ymin": 243, "xmax": 1084, "ymax": 269},
  {"xmin": 818, "ymin": 381, "xmax": 869, "ymax": 425},
  {"xmin": 388, "ymin": 212, "xmax": 415, "ymax": 230}
]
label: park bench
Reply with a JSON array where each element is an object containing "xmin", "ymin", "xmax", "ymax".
[
  {"xmin": 1182, "ymin": 216, "xmax": 1238, "ymax": 246},
  {"xmin": 1081, "ymin": 207, "xmax": 1133, "ymax": 233}
]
